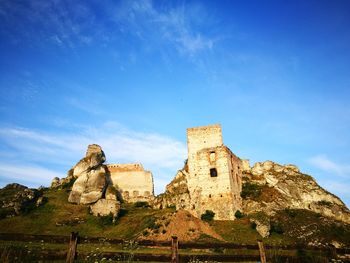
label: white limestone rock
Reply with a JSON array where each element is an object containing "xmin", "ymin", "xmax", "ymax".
[
  {"xmin": 242, "ymin": 161, "xmax": 350, "ymax": 224},
  {"xmin": 250, "ymin": 218, "xmax": 270, "ymax": 238},
  {"xmin": 90, "ymin": 199, "xmax": 121, "ymax": 218},
  {"xmin": 68, "ymin": 165, "xmax": 107, "ymax": 204},
  {"xmin": 51, "ymin": 177, "xmax": 60, "ymax": 188}
]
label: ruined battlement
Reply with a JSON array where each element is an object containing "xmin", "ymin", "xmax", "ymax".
[
  {"xmin": 106, "ymin": 163, "xmax": 144, "ymax": 173},
  {"xmin": 187, "ymin": 124, "xmax": 223, "ymax": 156},
  {"xmin": 186, "ymin": 124, "xmax": 242, "ymax": 220},
  {"xmin": 107, "ymin": 163, "xmax": 154, "ymax": 203}
]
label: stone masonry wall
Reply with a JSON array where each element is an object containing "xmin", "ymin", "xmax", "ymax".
[
  {"xmin": 106, "ymin": 164, "xmax": 154, "ymax": 203},
  {"xmin": 186, "ymin": 124, "xmax": 242, "ymax": 220}
]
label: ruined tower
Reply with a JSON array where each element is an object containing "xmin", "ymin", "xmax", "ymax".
[{"xmin": 186, "ymin": 124, "xmax": 242, "ymax": 220}]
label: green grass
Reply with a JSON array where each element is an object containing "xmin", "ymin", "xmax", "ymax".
[
  {"xmin": 211, "ymin": 218, "xmax": 261, "ymax": 244},
  {"xmin": 0, "ymin": 188, "xmax": 172, "ymax": 239},
  {"xmin": 241, "ymin": 182, "xmax": 262, "ymax": 199},
  {"xmin": 1, "ymin": 187, "xmax": 350, "ymax": 248}
]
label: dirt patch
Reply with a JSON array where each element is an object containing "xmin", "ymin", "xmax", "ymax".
[{"xmin": 141, "ymin": 210, "xmax": 224, "ymax": 242}]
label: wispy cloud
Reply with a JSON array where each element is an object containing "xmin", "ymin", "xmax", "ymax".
[
  {"xmin": 308, "ymin": 154, "xmax": 350, "ymax": 177},
  {"xmin": 114, "ymin": 0, "xmax": 215, "ymax": 56},
  {"xmin": 0, "ymin": 122, "xmax": 187, "ymax": 192},
  {"xmin": 0, "ymin": 0, "xmax": 102, "ymax": 48},
  {"xmin": 0, "ymin": 164, "xmax": 63, "ymax": 187}
]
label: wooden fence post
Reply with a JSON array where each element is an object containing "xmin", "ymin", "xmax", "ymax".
[
  {"xmin": 66, "ymin": 232, "xmax": 79, "ymax": 263},
  {"xmin": 257, "ymin": 240, "xmax": 266, "ymax": 263},
  {"xmin": 329, "ymin": 245, "xmax": 337, "ymax": 260},
  {"xmin": 171, "ymin": 236, "xmax": 179, "ymax": 263}
]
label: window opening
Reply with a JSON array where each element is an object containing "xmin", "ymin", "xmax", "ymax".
[{"xmin": 210, "ymin": 168, "xmax": 218, "ymax": 177}]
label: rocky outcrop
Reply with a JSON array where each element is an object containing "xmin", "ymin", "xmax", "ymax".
[
  {"xmin": 155, "ymin": 159, "xmax": 350, "ymax": 231},
  {"xmin": 68, "ymin": 166, "xmax": 107, "ymax": 204},
  {"xmin": 242, "ymin": 161, "xmax": 350, "ymax": 224},
  {"xmin": 65, "ymin": 144, "xmax": 121, "ymax": 219},
  {"xmin": 72, "ymin": 144, "xmax": 106, "ymax": 178},
  {"xmin": 89, "ymin": 185, "xmax": 120, "ymax": 218},
  {"xmin": 51, "ymin": 144, "xmax": 106, "ymax": 190},
  {"xmin": 153, "ymin": 169, "xmax": 190, "ymax": 210},
  {"xmin": 0, "ymin": 183, "xmax": 42, "ymax": 218},
  {"xmin": 68, "ymin": 144, "xmax": 108, "ymax": 204},
  {"xmin": 90, "ymin": 199, "xmax": 121, "ymax": 218}
]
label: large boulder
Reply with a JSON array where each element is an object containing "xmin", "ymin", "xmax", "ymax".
[
  {"xmin": 72, "ymin": 144, "xmax": 106, "ymax": 178},
  {"xmin": 68, "ymin": 144, "xmax": 108, "ymax": 205},
  {"xmin": 89, "ymin": 185, "xmax": 120, "ymax": 218},
  {"xmin": 90, "ymin": 199, "xmax": 121, "ymax": 218},
  {"xmin": 68, "ymin": 166, "xmax": 107, "ymax": 204}
]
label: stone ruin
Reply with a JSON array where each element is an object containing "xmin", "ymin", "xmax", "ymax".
[
  {"xmin": 106, "ymin": 163, "xmax": 154, "ymax": 203},
  {"xmin": 51, "ymin": 144, "xmax": 154, "ymax": 219},
  {"xmin": 154, "ymin": 124, "xmax": 243, "ymax": 220},
  {"xmin": 52, "ymin": 124, "xmax": 350, "ymax": 225}
]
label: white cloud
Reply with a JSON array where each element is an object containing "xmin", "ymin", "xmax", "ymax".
[
  {"xmin": 308, "ymin": 154, "xmax": 350, "ymax": 177},
  {"xmin": 114, "ymin": 0, "xmax": 215, "ymax": 56},
  {"xmin": 0, "ymin": 163, "xmax": 63, "ymax": 187},
  {"xmin": 0, "ymin": 122, "xmax": 187, "ymax": 192}
]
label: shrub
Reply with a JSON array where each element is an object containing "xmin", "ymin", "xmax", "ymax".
[
  {"xmin": 250, "ymin": 222, "xmax": 257, "ymax": 229},
  {"xmin": 201, "ymin": 210, "xmax": 215, "ymax": 222},
  {"xmin": 143, "ymin": 217, "xmax": 156, "ymax": 229},
  {"xmin": 235, "ymin": 210, "xmax": 244, "ymax": 219},
  {"xmin": 284, "ymin": 208, "xmax": 297, "ymax": 218},
  {"xmin": 98, "ymin": 213, "xmax": 115, "ymax": 226},
  {"xmin": 270, "ymin": 221, "xmax": 284, "ymax": 234},
  {"xmin": 241, "ymin": 182, "xmax": 262, "ymax": 199},
  {"xmin": 61, "ymin": 178, "xmax": 76, "ymax": 189},
  {"xmin": 134, "ymin": 201, "xmax": 149, "ymax": 208},
  {"xmin": 317, "ymin": 200, "xmax": 332, "ymax": 207}
]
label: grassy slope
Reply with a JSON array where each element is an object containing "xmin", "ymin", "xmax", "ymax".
[
  {"xmin": 0, "ymin": 188, "xmax": 173, "ymax": 239},
  {"xmin": 0, "ymin": 187, "xmax": 350, "ymax": 247}
]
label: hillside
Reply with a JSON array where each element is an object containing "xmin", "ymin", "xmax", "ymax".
[{"xmin": 0, "ymin": 182, "xmax": 349, "ymax": 247}]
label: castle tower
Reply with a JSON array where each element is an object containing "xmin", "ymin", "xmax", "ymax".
[{"xmin": 186, "ymin": 124, "xmax": 242, "ymax": 220}]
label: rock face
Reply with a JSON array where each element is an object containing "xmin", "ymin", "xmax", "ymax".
[
  {"xmin": 68, "ymin": 166, "xmax": 107, "ymax": 204},
  {"xmin": 242, "ymin": 161, "xmax": 350, "ymax": 225},
  {"xmin": 68, "ymin": 144, "xmax": 107, "ymax": 204},
  {"xmin": 153, "ymin": 169, "xmax": 191, "ymax": 210},
  {"xmin": 155, "ymin": 158, "xmax": 350, "ymax": 237},
  {"xmin": 90, "ymin": 196, "xmax": 121, "ymax": 218},
  {"xmin": 0, "ymin": 183, "xmax": 42, "ymax": 218},
  {"xmin": 72, "ymin": 144, "xmax": 106, "ymax": 178},
  {"xmin": 65, "ymin": 145, "xmax": 123, "ymax": 219},
  {"xmin": 89, "ymin": 184, "xmax": 120, "ymax": 218}
]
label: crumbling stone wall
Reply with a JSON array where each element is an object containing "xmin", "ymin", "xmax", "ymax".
[
  {"xmin": 186, "ymin": 124, "xmax": 242, "ymax": 220},
  {"xmin": 106, "ymin": 164, "xmax": 154, "ymax": 203}
]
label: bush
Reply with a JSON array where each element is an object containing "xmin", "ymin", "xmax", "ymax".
[
  {"xmin": 235, "ymin": 210, "xmax": 244, "ymax": 219},
  {"xmin": 143, "ymin": 217, "xmax": 156, "ymax": 229},
  {"xmin": 99, "ymin": 213, "xmax": 115, "ymax": 226},
  {"xmin": 241, "ymin": 182, "xmax": 262, "ymax": 199},
  {"xmin": 270, "ymin": 221, "xmax": 284, "ymax": 234},
  {"xmin": 134, "ymin": 201, "xmax": 149, "ymax": 208},
  {"xmin": 201, "ymin": 210, "xmax": 215, "ymax": 222},
  {"xmin": 317, "ymin": 200, "xmax": 332, "ymax": 207},
  {"xmin": 250, "ymin": 222, "xmax": 257, "ymax": 229},
  {"xmin": 284, "ymin": 208, "xmax": 297, "ymax": 218}
]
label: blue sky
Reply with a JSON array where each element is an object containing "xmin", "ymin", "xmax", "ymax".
[{"xmin": 0, "ymin": 0, "xmax": 350, "ymax": 207}]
